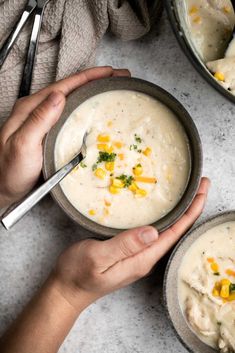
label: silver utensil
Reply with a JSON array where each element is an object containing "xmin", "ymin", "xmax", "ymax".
[
  {"xmin": 1, "ymin": 134, "xmax": 87, "ymax": 230},
  {"xmin": 0, "ymin": 0, "xmax": 37, "ymax": 69},
  {"xmin": 19, "ymin": 0, "xmax": 50, "ymax": 97}
]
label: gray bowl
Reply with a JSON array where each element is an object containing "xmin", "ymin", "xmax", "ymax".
[
  {"xmin": 165, "ymin": 0, "xmax": 235, "ymax": 104},
  {"xmin": 43, "ymin": 76, "xmax": 202, "ymax": 238},
  {"xmin": 164, "ymin": 210, "xmax": 235, "ymax": 353}
]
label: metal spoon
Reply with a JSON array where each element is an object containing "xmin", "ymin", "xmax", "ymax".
[
  {"xmin": 19, "ymin": 0, "xmax": 50, "ymax": 98},
  {"xmin": 1, "ymin": 134, "xmax": 87, "ymax": 230},
  {"xmin": 0, "ymin": 0, "xmax": 37, "ymax": 69}
]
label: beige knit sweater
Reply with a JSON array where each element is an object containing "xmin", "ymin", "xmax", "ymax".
[{"xmin": 0, "ymin": 0, "xmax": 157, "ymax": 120}]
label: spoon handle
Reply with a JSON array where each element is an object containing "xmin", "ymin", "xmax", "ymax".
[
  {"xmin": 18, "ymin": 5, "xmax": 44, "ymax": 97},
  {"xmin": 1, "ymin": 154, "xmax": 81, "ymax": 230},
  {"xmin": 0, "ymin": 0, "xmax": 36, "ymax": 69}
]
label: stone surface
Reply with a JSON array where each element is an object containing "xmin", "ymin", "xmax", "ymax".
[{"xmin": 1, "ymin": 11, "xmax": 235, "ymax": 353}]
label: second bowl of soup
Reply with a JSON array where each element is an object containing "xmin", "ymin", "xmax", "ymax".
[{"xmin": 43, "ymin": 77, "xmax": 202, "ymax": 237}]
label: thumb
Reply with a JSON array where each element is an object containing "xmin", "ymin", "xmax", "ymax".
[
  {"xmin": 15, "ymin": 91, "xmax": 65, "ymax": 146},
  {"xmin": 100, "ymin": 226, "xmax": 159, "ymax": 266}
]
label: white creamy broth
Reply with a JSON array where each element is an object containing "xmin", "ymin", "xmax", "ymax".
[
  {"xmin": 178, "ymin": 222, "xmax": 235, "ymax": 352},
  {"xmin": 55, "ymin": 90, "xmax": 190, "ymax": 229},
  {"xmin": 185, "ymin": 0, "xmax": 235, "ymax": 62},
  {"xmin": 184, "ymin": 1, "xmax": 235, "ymax": 95}
]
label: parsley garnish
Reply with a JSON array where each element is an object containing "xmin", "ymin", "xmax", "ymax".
[
  {"xmin": 116, "ymin": 174, "xmax": 134, "ymax": 188},
  {"xmin": 80, "ymin": 161, "xmax": 87, "ymax": 168},
  {"xmin": 130, "ymin": 144, "xmax": 137, "ymax": 151},
  {"xmin": 214, "ymin": 272, "xmax": 220, "ymax": 276},
  {"xmin": 134, "ymin": 134, "xmax": 142, "ymax": 143},
  {"xmin": 230, "ymin": 283, "xmax": 235, "ymax": 293},
  {"xmin": 97, "ymin": 151, "xmax": 116, "ymax": 163}
]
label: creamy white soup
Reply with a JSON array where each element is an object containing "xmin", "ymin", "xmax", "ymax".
[
  {"xmin": 55, "ymin": 90, "xmax": 190, "ymax": 229},
  {"xmin": 184, "ymin": 1, "xmax": 235, "ymax": 95},
  {"xmin": 178, "ymin": 221, "xmax": 235, "ymax": 352}
]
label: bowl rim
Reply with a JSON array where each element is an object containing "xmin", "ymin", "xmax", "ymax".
[
  {"xmin": 43, "ymin": 76, "xmax": 203, "ymax": 238},
  {"xmin": 163, "ymin": 210, "xmax": 235, "ymax": 353},
  {"xmin": 164, "ymin": 0, "xmax": 235, "ymax": 105}
]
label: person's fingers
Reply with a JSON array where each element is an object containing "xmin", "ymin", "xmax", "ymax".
[
  {"xmin": 196, "ymin": 176, "xmax": 211, "ymax": 194},
  {"xmin": 97, "ymin": 226, "xmax": 158, "ymax": 269},
  {"xmin": 112, "ymin": 69, "xmax": 131, "ymax": 77},
  {"xmin": 106, "ymin": 177, "xmax": 210, "ymax": 284},
  {"xmin": 11, "ymin": 91, "xmax": 65, "ymax": 148},
  {"xmin": 2, "ymin": 66, "xmax": 129, "ymax": 140}
]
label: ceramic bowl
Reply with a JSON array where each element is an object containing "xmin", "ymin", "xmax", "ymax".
[
  {"xmin": 164, "ymin": 210, "xmax": 235, "ymax": 353},
  {"xmin": 43, "ymin": 76, "xmax": 202, "ymax": 238},
  {"xmin": 165, "ymin": 0, "xmax": 235, "ymax": 104}
]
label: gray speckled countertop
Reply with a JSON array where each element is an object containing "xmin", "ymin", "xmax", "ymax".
[{"xmin": 1, "ymin": 11, "xmax": 235, "ymax": 353}]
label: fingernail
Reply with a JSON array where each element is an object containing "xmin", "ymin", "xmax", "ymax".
[
  {"xmin": 139, "ymin": 228, "xmax": 158, "ymax": 244},
  {"xmin": 47, "ymin": 91, "xmax": 64, "ymax": 107}
]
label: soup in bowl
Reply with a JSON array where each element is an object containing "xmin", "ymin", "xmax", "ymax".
[
  {"xmin": 43, "ymin": 77, "xmax": 202, "ymax": 237},
  {"xmin": 164, "ymin": 211, "xmax": 235, "ymax": 353}
]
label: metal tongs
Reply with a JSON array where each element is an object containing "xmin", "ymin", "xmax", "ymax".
[{"xmin": 0, "ymin": 0, "xmax": 50, "ymax": 97}]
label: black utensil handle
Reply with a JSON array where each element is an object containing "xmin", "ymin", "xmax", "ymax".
[
  {"xmin": 18, "ymin": 6, "xmax": 43, "ymax": 98},
  {"xmin": 0, "ymin": 1, "xmax": 36, "ymax": 69}
]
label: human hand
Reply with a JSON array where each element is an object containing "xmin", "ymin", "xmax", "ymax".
[
  {"xmin": 0, "ymin": 66, "xmax": 130, "ymax": 209},
  {"xmin": 53, "ymin": 177, "xmax": 210, "ymax": 313}
]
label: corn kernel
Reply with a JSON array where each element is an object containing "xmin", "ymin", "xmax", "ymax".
[
  {"xmin": 221, "ymin": 278, "xmax": 231, "ymax": 286},
  {"xmin": 113, "ymin": 141, "xmax": 123, "ymax": 149},
  {"xmin": 112, "ymin": 178, "xmax": 124, "ymax": 188},
  {"xmin": 189, "ymin": 5, "xmax": 199, "ymax": 15},
  {"xmin": 212, "ymin": 288, "xmax": 220, "ymax": 297},
  {"xmin": 109, "ymin": 185, "xmax": 120, "ymax": 194},
  {"xmin": 214, "ymin": 72, "xmax": 225, "ymax": 81},
  {"xmin": 220, "ymin": 284, "xmax": 230, "ymax": 298},
  {"xmin": 223, "ymin": 5, "xmax": 231, "ymax": 13},
  {"xmin": 135, "ymin": 189, "xmax": 147, "ymax": 197},
  {"xmin": 128, "ymin": 182, "xmax": 139, "ymax": 192},
  {"xmin": 143, "ymin": 147, "xmax": 152, "ymax": 157},
  {"xmin": 118, "ymin": 153, "xmax": 124, "ymax": 160},
  {"xmin": 133, "ymin": 164, "xmax": 143, "ymax": 176},
  {"xmin": 94, "ymin": 168, "xmax": 106, "ymax": 179},
  {"xmin": 214, "ymin": 281, "xmax": 221, "ymax": 290},
  {"xmin": 89, "ymin": 209, "xmax": 96, "ymax": 216},
  {"xmin": 211, "ymin": 262, "xmax": 219, "ymax": 272},
  {"xmin": 207, "ymin": 257, "xmax": 215, "ymax": 263},
  {"xmin": 105, "ymin": 162, "xmax": 115, "ymax": 172},
  {"xmin": 193, "ymin": 16, "xmax": 202, "ymax": 24},
  {"xmin": 105, "ymin": 145, "xmax": 114, "ymax": 153},
  {"xmin": 226, "ymin": 269, "xmax": 235, "ymax": 277},
  {"xmin": 97, "ymin": 134, "xmax": 110, "ymax": 143},
  {"xmin": 97, "ymin": 143, "xmax": 108, "ymax": 151}
]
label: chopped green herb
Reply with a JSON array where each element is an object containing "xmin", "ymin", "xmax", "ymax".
[
  {"xmin": 137, "ymin": 149, "xmax": 142, "ymax": 153},
  {"xmin": 116, "ymin": 174, "xmax": 134, "ymax": 188},
  {"xmin": 92, "ymin": 164, "xmax": 98, "ymax": 171},
  {"xmin": 130, "ymin": 144, "xmax": 138, "ymax": 151},
  {"xmin": 217, "ymin": 322, "xmax": 222, "ymax": 326},
  {"xmin": 136, "ymin": 163, "xmax": 142, "ymax": 167},
  {"xmin": 134, "ymin": 134, "xmax": 142, "ymax": 143},
  {"xmin": 214, "ymin": 272, "xmax": 220, "ymax": 276},
  {"xmin": 97, "ymin": 151, "xmax": 116, "ymax": 163},
  {"xmin": 230, "ymin": 283, "xmax": 235, "ymax": 293},
  {"xmin": 80, "ymin": 161, "xmax": 87, "ymax": 168}
]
